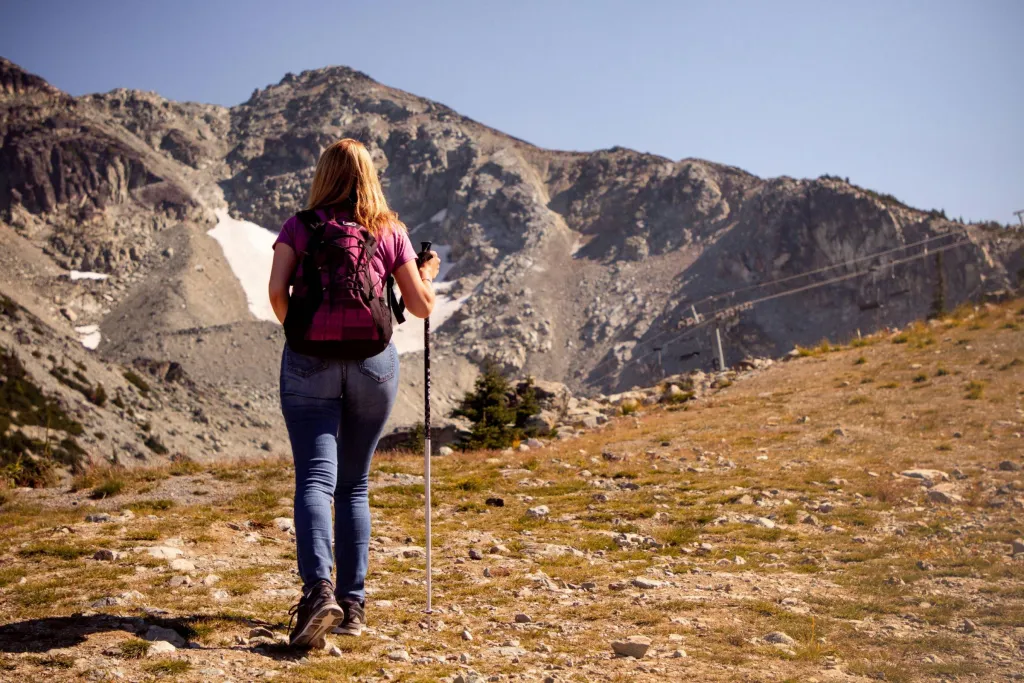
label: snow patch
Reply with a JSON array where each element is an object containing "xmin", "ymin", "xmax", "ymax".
[
  {"xmin": 209, "ymin": 209, "xmax": 277, "ymax": 322},
  {"xmin": 69, "ymin": 271, "xmax": 109, "ymax": 281},
  {"xmin": 392, "ymin": 244, "xmax": 469, "ymax": 355},
  {"xmin": 430, "ymin": 208, "xmax": 448, "ymax": 224},
  {"xmin": 75, "ymin": 325, "xmax": 101, "ymax": 350}
]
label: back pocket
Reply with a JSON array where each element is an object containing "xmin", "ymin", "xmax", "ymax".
[
  {"xmin": 285, "ymin": 346, "xmax": 329, "ymax": 378},
  {"xmin": 357, "ymin": 343, "xmax": 396, "ymax": 383}
]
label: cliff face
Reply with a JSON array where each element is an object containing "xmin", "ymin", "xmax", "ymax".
[{"xmin": 1, "ymin": 58, "xmax": 1021, "ymax": 397}]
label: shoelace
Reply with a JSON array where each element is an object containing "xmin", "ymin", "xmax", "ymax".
[{"xmin": 286, "ymin": 601, "xmax": 302, "ymax": 633}]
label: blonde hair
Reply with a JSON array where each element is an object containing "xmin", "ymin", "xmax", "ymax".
[{"xmin": 307, "ymin": 139, "xmax": 405, "ymax": 236}]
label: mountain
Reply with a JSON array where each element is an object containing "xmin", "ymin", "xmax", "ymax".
[{"xmin": 1, "ymin": 56, "xmax": 1021, "ymax": 448}]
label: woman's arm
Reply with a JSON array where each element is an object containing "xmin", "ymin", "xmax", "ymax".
[
  {"xmin": 268, "ymin": 244, "xmax": 298, "ymax": 324},
  {"xmin": 394, "ymin": 251, "xmax": 440, "ymax": 319}
]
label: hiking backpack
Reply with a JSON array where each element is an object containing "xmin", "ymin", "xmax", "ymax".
[{"xmin": 283, "ymin": 209, "xmax": 406, "ymax": 359}]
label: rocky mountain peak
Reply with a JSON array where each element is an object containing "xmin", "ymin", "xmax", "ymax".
[{"xmin": 0, "ymin": 57, "xmax": 62, "ymax": 98}]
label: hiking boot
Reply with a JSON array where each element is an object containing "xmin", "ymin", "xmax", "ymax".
[
  {"xmin": 332, "ymin": 598, "xmax": 365, "ymax": 636},
  {"xmin": 288, "ymin": 580, "xmax": 343, "ymax": 648}
]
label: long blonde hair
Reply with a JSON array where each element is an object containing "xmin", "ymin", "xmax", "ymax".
[{"xmin": 307, "ymin": 139, "xmax": 405, "ymax": 236}]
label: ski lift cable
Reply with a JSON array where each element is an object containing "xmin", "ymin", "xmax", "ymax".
[
  {"xmin": 688, "ymin": 231, "xmax": 960, "ymax": 311},
  {"xmin": 584, "ymin": 238, "xmax": 970, "ymax": 390},
  {"xmin": 580, "ymin": 232, "xmax": 966, "ymax": 380}
]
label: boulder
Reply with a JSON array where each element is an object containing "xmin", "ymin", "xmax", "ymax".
[
  {"xmin": 525, "ymin": 379, "xmax": 572, "ymax": 414},
  {"xmin": 611, "ymin": 635, "xmax": 651, "ymax": 658},
  {"xmin": 524, "ymin": 410, "xmax": 558, "ymax": 436}
]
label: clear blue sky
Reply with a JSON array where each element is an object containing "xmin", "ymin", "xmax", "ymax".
[{"xmin": 3, "ymin": 0, "xmax": 1021, "ymax": 223}]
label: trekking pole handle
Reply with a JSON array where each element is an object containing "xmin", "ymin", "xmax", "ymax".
[{"xmin": 417, "ymin": 241, "xmax": 433, "ymax": 267}]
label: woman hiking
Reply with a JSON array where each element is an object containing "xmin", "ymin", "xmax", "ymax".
[{"xmin": 267, "ymin": 138, "xmax": 440, "ymax": 648}]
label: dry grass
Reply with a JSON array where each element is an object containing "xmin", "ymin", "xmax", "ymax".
[{"xmin": 0, "ymin": 299, "xmax": 1021, "ymax": 681}]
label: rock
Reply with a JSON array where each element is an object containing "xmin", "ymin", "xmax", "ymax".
[
  {"xmin": 800, "ymin": 514, "xmax": 819, "ymax": 525},
  {"xmin": 168, "ymin": 575, "xmax": 192, "ymax": 588},
  {"xmin": 514, "ymin": 613, "xmax": 532, "ymax": 624},
  {"xmin": 144, "ymin": 546, "xmax": 184, "ymax": 560},
  {"xmin": 631, "ymin": 577, "xmax": 664, "ymax": 589},
  {"xmin": 461, "ymin": 629, "xmax": 473, "ymax": 641},
  {"xmin": 611, "ymin": 635, "xmax": 652, "ymax": 658},
  {"xmin": 485, "ymin": 497, "xmax": 505, "ymax": 507},
  {"xmin": 386, "ymin": 650, "xmax": 411, "ymax": 662},
  {"xmin": 900, "ymin": 469, "xmax": 949, "ymax": 486},
  {"xmin": 764, "ymin": 631, "xmax": 796, "ymax": 646},
  {"xmin": 201, "ymin": 574, "xmax": 221, "ymax": 586},
  {"xmin": 168, "ymin": 558, "xmax": 195, "ymax": 572},
  {"xmin": 960, "ymin": 619, "xmax": 977, "ymax": 634},
  {"xmin": 526, "ymin": 438, "xmax": 544, "ymax": 449},
  {"xmin": 525, "ymin": 410, "xmax": 558, "ymax": 436},
  {"xmin": 211, "ymin": 589, "xmax": 230, "ymax": 601},
  {"xmin": 400, "ymin": 546, "xmax": 425, "ymax": 559},
  {"xmin": 273, "ymin": 517, "xmax": 295, "ymax": 533},
  {"xmin": 526, "ymin": 505, "xmax": 549, "ymax": 518},
  {"xmin": 832, "ymin": 427, "xmax": 847, "ymax": 437},
  {"xmin": 438, "ymin": 446, "xmax": 454, "ymax": 456},
  {"xmin": 1011, "ymin": 539, "xmax": 1024, "ymax": 556},
  {"xmin": 917, "ymin": 560, "xmax": 935, "ymax": 571},
  {"xmin": 93, "ymin": 549, "xmax": 121, "ymax": 561},
  {"xmin": 144, "ymin": 625, "xmax": 186, "ymax": 648},
  {"xmin": 147, "ymin": 641, "xmax": 176, "ymax": 656},
  {"xmin": 86, "ymin": 513, "xmax": 113, "ymax": 523},
  {"xmin": 468, "ymin": 549, "xmax": 483, "ymax": 560},
  {"xmin": 61, "ymin": 307, "xmax": 77, "ymax": 322},
  {"xmin": 750, "ymin": 517, "xmax": 775, "ymax": 529},
  {"xmin": 999, "ymin": 460, "xmax": 1022, "ymax": 472},
  {"xmin": 927, "ymin": 487, "xmax": 963, "ymax": 504},
  {"xmin": 249, "ymin": 627, "xmax": 275, "ymax": 639},
  {"xmin": 327, "ymin": 644, "xmax": 342, "ymax": 657}
]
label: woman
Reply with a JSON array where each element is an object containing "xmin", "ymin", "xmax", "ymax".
[{"xmin": 268, "ymin": 139, "xmax": 440, "ymax": 648}]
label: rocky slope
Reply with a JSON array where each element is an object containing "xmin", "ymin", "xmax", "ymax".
[
  {"xmin": 1, "ymin": 55, "xmax": 1021, "ymax": 419},
  {"xmin": 0, "ymin": 299, "xmax": 1021, "ymax": 682}
]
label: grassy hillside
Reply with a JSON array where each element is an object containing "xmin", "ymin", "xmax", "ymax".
[{"xmin": 0, "ymin": 301, "xmax": 1021, "ymax": 682}]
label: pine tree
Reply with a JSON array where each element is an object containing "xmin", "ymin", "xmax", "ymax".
[{"xmin": 452, "ymin": 359, "xmax": 521, "ymax": 450}]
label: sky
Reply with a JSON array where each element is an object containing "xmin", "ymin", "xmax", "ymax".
[{"xmin": 2, "ymin": 0, "xmax": 1021, "ymax": 224}]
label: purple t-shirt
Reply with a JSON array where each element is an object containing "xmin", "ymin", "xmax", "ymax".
[{"xmin": 273, "ymin": 207, "xmax": 416, "ymax": 295}]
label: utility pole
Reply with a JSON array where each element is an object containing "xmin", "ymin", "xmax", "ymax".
[
  {"xmin": 1014, "ymin": 210, "xmax": 1024, "ymax": 229},
  {"xmin": 714, "ymin": 327, "xmax": 725, "ymax": 372}
]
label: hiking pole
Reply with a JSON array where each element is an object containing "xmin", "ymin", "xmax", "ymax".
[{"xmin": 418, "ymin": 241, "xmax": 434, "ymax": 628}]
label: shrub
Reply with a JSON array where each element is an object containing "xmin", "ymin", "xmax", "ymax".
[
  {"xmin": 90, "ymin": 476, "xmax": 125, "ymax": 499},
  {"xmin": 144, "ymin": 435, "xmax": 168, "ymax": 455},
  {"xmin": 123, "ymin": 370, "xmax": 150, "ymax": 394},
  {"xmin": 964, "ymin": 381, "xmax": 985, "ymax": 400},
  {"xmin": 118, "ymin": 639, "xmax": 151, "ymax": 659},
  {"xmin": 452, "ymin": 359, "xmax": 539, "ymax": 450},
  {"xmin": 396, "ymin": 422, "xmax": 425, "ymax": 453},
  {"xmin": 169, "ymin": 453, "xmax": 203, "ymax": 476}
]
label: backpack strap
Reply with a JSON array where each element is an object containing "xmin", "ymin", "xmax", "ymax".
[
  {"xmin": 388, "ymin": 275, "xmax": 406, "ymax": 324},
  {"xmin": 283, "ymin": 210, "xmax": 329, "ymax": 340}
]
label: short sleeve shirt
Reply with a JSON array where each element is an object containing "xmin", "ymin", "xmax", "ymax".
[{"xmin": 273, "ymin": 207, "xmax": 416, "ymax": 293}]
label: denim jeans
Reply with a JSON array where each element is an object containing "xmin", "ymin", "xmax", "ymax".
[{"xmin": 279, "ymin": 341, "xmax": 400, "ymax": 601}]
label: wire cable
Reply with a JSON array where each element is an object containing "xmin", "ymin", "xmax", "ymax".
[{"xmin": 584, "ymin": 238, "xmax": 969, "ymax": 391}]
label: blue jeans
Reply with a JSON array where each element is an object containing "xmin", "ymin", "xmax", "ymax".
[{"xmin": 279, "ymin": 341, "xmax": 400, "ymax": 601}]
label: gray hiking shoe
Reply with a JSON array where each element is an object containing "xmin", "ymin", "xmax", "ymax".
[
  {"xmin": 332, "ymin": 598, "xmax": 365, "ymax": 636},
  {"xmin": 288, "ymin": 580, "xmax": 343, "ymax": 649}
]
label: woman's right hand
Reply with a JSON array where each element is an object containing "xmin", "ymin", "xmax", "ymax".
[{"xmin": 419, "ymin": 251, "xmax": 441, "ymax": 282}]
